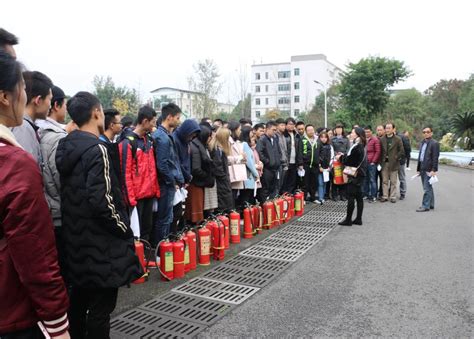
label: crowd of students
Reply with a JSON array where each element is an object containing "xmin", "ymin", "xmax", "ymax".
[{"xmin": 0, "ymin": 27, "xmax": 439, "ymax": 339}]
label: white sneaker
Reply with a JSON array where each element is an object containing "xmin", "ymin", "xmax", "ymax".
[{"xmin": 313, "ymin": 200, "xmax": 322, "ymax": 205}]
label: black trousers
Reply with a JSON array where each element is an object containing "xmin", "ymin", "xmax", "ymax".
[
  {"xmin": 259, "ymin": 169, "xmax": 277, "ymax": 202},
  {"xmin": 69, "ymin": 287, "xmax": 118, "ymax": 339},
  {"xmin": 345, "ymin": 182, "xmax": 364, "ymax": 221},
  {"xmin": 282, "ymin": 163, "xmax": 297, "ymax": 194},
  {"xmin": 303, "ymin": 165, "xmax": 318, "ymax": 201},
  {"xmin": 0, "ymin": 327, "xmax": 43, "ymax": 339},
  {"xmin": 332, "ymin": 183, "xmax": 347, "ymax": 199},
  {"xmin": 237, "ymin": 189, "xmax": 256, "ymax": 210},
  {"xmin": 137, "ymin": 198, "xmax": 154, "ymax": 241}
]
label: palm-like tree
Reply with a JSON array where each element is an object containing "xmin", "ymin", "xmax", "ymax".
[{"xmin": 450, "ymin": 111, "xmax": 474, "ymax": 150}]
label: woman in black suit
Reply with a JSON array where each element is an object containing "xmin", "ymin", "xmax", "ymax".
[{"xmin": 337, "ymin": 127, "xmax": 368, "ymax": 226}]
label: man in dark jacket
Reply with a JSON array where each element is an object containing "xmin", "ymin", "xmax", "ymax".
[
  {"xmin": 416, "ymin": 126, "xmax": 440, "ymax": 212},
  {"xmin": 257, "ymin": 120, "xmax": 281, "ymax": 201},
  {"xmin": 152, "ymin": 103, "xmax": 184, "ymax": 246},
  {"xmin": 282, "ymin": 117, "xmax": 302, "ymax": 194},
  {"xmin": 379, "ymin": 123, "xmax": 404, "ymax": 203},
  {"xmin": 56, "ymin": 92, "xmax": 142, "ymax": 338}
]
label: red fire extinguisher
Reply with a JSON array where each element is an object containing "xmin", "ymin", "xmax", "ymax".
[
  {"xmin": 159, "ymin": 240, "xmax": 174, "ymax": 281},
  {"xmin": 263, "ymin": 200, "xmax": 274, "ymax": 229},
  {"xmin": 257, "ymin": 205, "xmax": 263, "ymax": 234},
  {"xmin": 276, "ymin": 198, "xmax": 285, "ymax": 226},
  {"xmin": 206, "ymin": 220, "xmax": 217, "ymax": 255},
  {"xmin": 133, "ymin": 240, "xmax": 149, "ymax": 284},
  {"xmin": 197, "ymin": 226, "xmax": 211, "ymax": 266},
  {"xmin": 211, "ymin": 219, "xmax": 225, "ymax": 260},
  {"xmin": 185, "ymin": 230, "xmax": 197, "ymax": 271},
  {"xmin": 243, "ymin": 206, "xmax": 254, "ymax": 239},
  {"xmin": 333, "ymin": 159, "xmax": 345, "ymax": 185},
  {"xmin": 173, "ymin": 239, "xmax": 185, "ymax": 279},
  {"xmin": 294, "ymin": 191, "xmax": 304, "ymax": 216},
  {"xmin": 251, "ymin": 206, "xmax": 260, "ymax": 234},
  {"xmin": 288, "ymin": 195, "xmax": 295, "ymax": 221},
  {"xmin": 217, "ymin": 215, "xmax": 230, "ymax": 250},
  {"xmin": 229, "ymin": 211, "xmax": 241, "ymax": 244},
  {"xmin": 182, "ymin": 234, "xmax": 190, "ymax": 273}
]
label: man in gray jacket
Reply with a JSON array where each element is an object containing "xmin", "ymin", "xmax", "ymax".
[
  {"xmin": 37, "ymin": 85, "xmax": 68, "ymax": 275},
  {"xmin": 276, "ymin": 118, "xmax": 288, "ymax": 194},
  {"xmin": 11, "ymin": 71, "xmax": 53, "ymax": 166}
]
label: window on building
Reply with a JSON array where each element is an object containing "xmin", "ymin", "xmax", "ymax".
[
  {"xmin": 265, "ymin": 72, "xmax": 269, "ymax": 79},
  {"xmin": 281, "ymin": 110, "xmax": 290, "ymax": 115},
  {"xmin": 278, "ymin": 84, "xmax": 290, "ymax": 91},
  {"xmin": 256, "ymin": 111, "xmax": 261, "ymax": 118},
  {"xmin": 278, "ymin": 71, "xmax": 291, "ymax": 79},
  {"xmin": 294, "ymin": 82, "xmax": 300, "ymax": 90},
  {"xmin": 278, "ymin": 97, "xmax": 290, "ymax": 105},
  {"xmin": 265, "ymin": 85, "xmax": 269, "ymax": 92},
  {"xmin": 255, "ymin": 98, "xmax": 260, "ymax": 105},
  {"xmin": 265, "ymin": 98, "xmax": 269, "ymax": 105},
  {"xmin": 294, "ymin": 95, "xmax": 300, "ymax": 103},
  {"xmin": 294, "ymin": 109, "xmax": 300, "ymax": 116},
  {"xmin": 294, "ymin": 68, "xmax": 300, "ymax": 76},
  {"xmin": 256, "ymin": 85, "xmax": 260, "ymax": 93},
  {"xmin": 255, "ymin": 73, "xmax": 260, "ymax": 80}
]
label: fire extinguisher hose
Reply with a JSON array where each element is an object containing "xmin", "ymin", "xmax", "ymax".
[{"xmin": 243, "ymin": 203, "xmax": 256, "ymax": 236}]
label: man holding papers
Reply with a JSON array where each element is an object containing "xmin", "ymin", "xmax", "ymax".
[{"xmin": 416, "ymin": 127, "xmax": 440, "ymax": 212}]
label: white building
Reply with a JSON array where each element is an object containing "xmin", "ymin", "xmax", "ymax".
[
  {"xmin": 150, "ymin": 87, "xmax": 235, "ymax": 119},
  {"xmin": 250, "ymin": 54, "xmax": 342, "ymax": 122}
]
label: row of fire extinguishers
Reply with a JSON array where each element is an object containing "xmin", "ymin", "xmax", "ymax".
[{"xmin": 132, "ymin": 191, "xmax": 306, "ymax": 283}]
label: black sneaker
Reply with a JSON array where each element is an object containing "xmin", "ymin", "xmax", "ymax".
[{"xmin": 399, "ymin": 195, "xmax": 405, "ymax": 200}]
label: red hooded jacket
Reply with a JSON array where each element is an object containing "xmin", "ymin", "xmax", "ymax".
[
  {"xmin": 367, "ymin": 136, "xmax": 382, "ymax": 164},
  {"xmin": 0, "ymin": 127, "xmax": 69, "ymax": 336},
  {"xmin": 118, "ymin": 132, "xmax": 160, "ymax": 206}
]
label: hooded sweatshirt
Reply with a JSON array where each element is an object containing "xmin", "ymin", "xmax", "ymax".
[{"xmin": 172, "ymin": 119, "xmax": 201, "ymax": 183}]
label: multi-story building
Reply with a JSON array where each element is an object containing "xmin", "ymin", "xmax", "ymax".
[
  {"xmin": 250, "ymin": 54, "xmax": 342, "ymax": 122},
  {"xmin": 150, "ymin": 87, "xmax": 235, "ymax": 119}
]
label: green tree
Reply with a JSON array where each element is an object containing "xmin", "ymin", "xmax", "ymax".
[
  {"xmin": 153, "ymin": 95, "xmax": 174, "ymax": 109},
  {"xmin": 339, "ymin": 57, "xmax": 411, "ymax": 123},
  {"xmin": 450, "ymin": 111, "xmax": 474, "ymax": 150},
  {"xmin": 92, "ymin": 75, "xmax": 140, "ymax": 115},
  {"xmin": 188, "ymin": 59, "xmax": 221, "ymax": 118},
  {"xmin": 306, "ymin": 83, "xmax": 342, "ymax": 128},
  {"xmin": 230, "ymin": 94, "xmax": 251, "ymax": 118}
]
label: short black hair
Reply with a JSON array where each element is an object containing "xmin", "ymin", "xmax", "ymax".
[
  {"xmin": 275, "ymin": 118, "xmax": 285, "ymax": 125},
  {"xmin": 266, "ymin": 121, "xmax": 276, "ymax": 129},
  {"xmin": 305, "ymin": 124, "xmax": 314, "ymax": 130},
  {"xmin": 296, "ymin": 121, "xmax": 305, "ymax": 127},
  {"xmin": 0, "ymin": 50, "xmax": 23, "ymax": 93},
  {"xmin": 364, "ymin": 125, "xmax": 372, "ymax": 131},
  {"xmin": 201, "ymin": 117, "xmax": 211, "ymax": 124},
  {"xmin": 137, "ymin": 105, "xmax": 156, "ymax": 124},
  {"xmin": 67, "ymin": 91, "xmax": 101, "ymax": 127},
  {"xmin": 316, "ymin": 127, "xmax": 325, "ymax": 134},
  {"xmin": 239, "ymin": 117, "xmax": 252, "ymax": 125},
  {"xmin": 0, "ymin": 28, "xmax": 19, "ymax": 47},
  {"xmin": 385, "ymin": 122, "xmax": 395, "ymax": 129},
  {"xmin": 121, "ymin": 116, "xmax": 133, "ymax": 128},
  {"xmin": 253, "ymin": 123, "xmax": 265, "ymax": 130},
  {"xmin": 286, "ymin": 117, "xmax": 296, "ymax": 125},
  {"xmin": 51, "ymin": 85, "xmax": 66, "ymax": 110},
  {"xmin": 161, "ymin": 103, "xmax": 181, "ymax": 120},
  {"xmin": 104, "ymin": 108, "xmax": 120, "ymax": 130},
  {"xmin": 213, "ymin": 118, "xmax": 223, "ymax": 123},
  {"xmin": 23, "ymin": 71, "xmax": 53, "ymax": 103},
  {"xmin": 423, "ymin": 126, "xmax": 433, "ymax": 132}
]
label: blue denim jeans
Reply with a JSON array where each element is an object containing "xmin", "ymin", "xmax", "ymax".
[
  {"xmin": 366, "ymin": 164, "xmax": 378, "ymax": 199},
  {"xmin": 318, "ymin": 173, "xmax": 325, "ymax": 201},
  {"xmin": 420, "ymin": 172, "xmax": 435, "ymax": 209},
  {"xmin": 153, "ymin": 184, "xmax": 175, "ymax": 245}
]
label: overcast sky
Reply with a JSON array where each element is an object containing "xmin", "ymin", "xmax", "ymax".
[{"xmin": 4, "ymin": 0, "xmax": 473, "ymax": 104}]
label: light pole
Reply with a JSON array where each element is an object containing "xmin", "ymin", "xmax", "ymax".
[{"xmin": 313, "ymin": 80, "xmax": 327, "ymax": 128}]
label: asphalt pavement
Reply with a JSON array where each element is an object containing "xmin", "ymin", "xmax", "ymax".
[{"xmin": 198, "ymin": 165, "xmax": 474, "ymax": 337}]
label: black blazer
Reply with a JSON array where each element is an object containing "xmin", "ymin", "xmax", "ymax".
[{"xmin": 417, "ymin": 138, "xmax": 440, "ymax": 172}]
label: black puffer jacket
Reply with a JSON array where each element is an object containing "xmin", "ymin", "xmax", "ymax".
[
  {"xmin": 56, "ymin": 130, "xmax": 142, "ymax": 288},
  {"xmin": 190, "ymin": 138, "xmax": 215, "ymax": 188},
  {"xmin": 210, "ymin": 147, "xmax": 234, "ymax": 211}
]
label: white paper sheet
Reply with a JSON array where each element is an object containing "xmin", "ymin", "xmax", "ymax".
[{"xmin": 130, "ymin": 206, "xmax": 140, "ymax": 238}]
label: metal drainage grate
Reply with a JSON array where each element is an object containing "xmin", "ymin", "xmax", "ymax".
[
  {"xmin": 203, "ymin": 263, "xmax": 277, "ymax": 288},
  {"xmin": 172, "ymin": 278, "xmax": 260, "ymax": 305},
  {"xmin": 291, "ymin": 221, "xmax": 336, "ymax": 229},
  {"xmin": 300, "ymin": 210, "xmax": 346, "ymax": 219},
  {"xmin": 139, "ymin": 292, "xmax": 234, "ymax": 325},
  {"xmin": 225, "ymin": 255, "xmax": 291, "ymax": 273},
  {"xmin": 271, "ymin": 227, "xmax": 331, "ymax": 242},
  {"xmin": 239, "ymin": 245, "xmax": 305, "ymax": 262},
  {"xmin": 257, "ymin": 237, "xmax": 315, "ymax": 252},
  {"xmin": 298, "ymin": 214, "xmax": 344, "ymax": 223},
  {"xmin": 279, "ymin": 224, "xmax": 332, "ymax": 234},
  {"xmin": 110, "ymin": 308, "xmax": 206, "ymax": 339}
]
